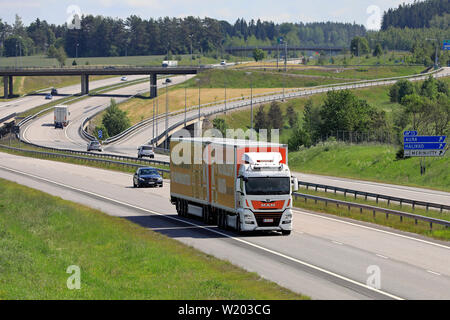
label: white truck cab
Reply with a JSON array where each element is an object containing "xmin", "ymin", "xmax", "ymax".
[{"xmin": 235, "ymin": 152, "xmax": 297, "ymax": 234}]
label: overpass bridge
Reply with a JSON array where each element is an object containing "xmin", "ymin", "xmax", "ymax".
[
  {"xmin": 0, "ymin": 66, "xmax": 206, "ymax": 99},
  {"xmin": 225, "ymin": 45, "xmax": 345, "ymax": 53}
]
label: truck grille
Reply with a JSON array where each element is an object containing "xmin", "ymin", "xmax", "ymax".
[{"xmin": 254, "ymin": 213, "xmax": 282, "ymax": 227}]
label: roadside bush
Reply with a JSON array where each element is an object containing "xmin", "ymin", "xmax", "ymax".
[{"xmin": 101, "ymin": 99, "xmax": 131, "ymax": 137}]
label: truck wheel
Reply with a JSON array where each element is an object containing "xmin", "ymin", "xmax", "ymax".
[{"xmin": 282, "ymin": 230, "xmax": 291, "ymax": 236}]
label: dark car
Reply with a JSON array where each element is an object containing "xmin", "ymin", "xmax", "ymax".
[
  {"xmin": 165, "ymin": 78, "xmax": 172, "ymax": 83},
  {"xmin": 51, "ymin": 88, "xmax": 58, "ymax": 96},
  {"xmin": 87, "ymin": 140, "xmax": 102, "ymax": 152},
  {"xmin": 133, "ymin": 167, "xmax": 163, "ymax": 188}
]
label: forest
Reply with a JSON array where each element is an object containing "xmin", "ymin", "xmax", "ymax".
[{"xmin": 0, "ymin": 0, "xmax": 448, "ymax": 59}]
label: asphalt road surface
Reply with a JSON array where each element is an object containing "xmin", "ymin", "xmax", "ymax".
[{"xmin": 0, "ymin": 152, "xmax": 449, "ymax": 300}]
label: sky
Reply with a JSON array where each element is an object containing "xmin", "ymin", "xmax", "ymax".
[{"xmin": 0, "ymin": 0, "xmax": 418, "ymax": 30}]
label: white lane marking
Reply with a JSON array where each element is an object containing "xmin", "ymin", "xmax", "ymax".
[
  {"xmin": 0, "ymin": 164, "xmax": 404, "ymax": 300},
  {"xmin": 332, "ymin": 241, "xmax": 343, "ymax": 245},
  {"xmin": 376, "ymin": 254, "xmax": 389, "ymax": 259},
  {"xmin": 427, "ymin": 270, "xmax": 441, "ymax": 276},
  {"xmin": 292, "ymin": 209, "xmax": 450, "ymax": 250}
]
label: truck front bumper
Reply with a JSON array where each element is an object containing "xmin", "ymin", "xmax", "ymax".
[{"xmin": 240, "ymin": 209, "xmax": 293, "ymax": 232}]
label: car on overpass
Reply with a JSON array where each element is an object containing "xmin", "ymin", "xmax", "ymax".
[{"xmin": 133, "ymin": 167, "xmax": 163, "ymax": 188}]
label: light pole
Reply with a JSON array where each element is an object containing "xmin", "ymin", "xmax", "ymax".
[
  {"xmin": 426, "ymin": 38, "xmax": 439, "ymax": 69},
  {"xmin": 75, "ymin": 43, "xmax": 79, "ymax": 59},
  {"xmin": 165, "ymin": 82, "xmax": 169, "ymax": 149},
  {"xmin": 188, "ymin": 34, "xmax": 193, "ymax": 66},
  {"xmin": 246, "ymin": 72, "xmax": 253, "ymax": 139},
  {"xmin": 196, "ymin": 78, "xmax": 201, "ymax": 137},
  {"xmin": 152, "ymin": 96, "xmax": 155, "ymax": 146},
  {"xmin": 224, "ymin": 74, "xmax": 227, "ymax": 114},
  {"xmin": 184, "ymin": 75, "xmax": 187, "ymax": 126}
]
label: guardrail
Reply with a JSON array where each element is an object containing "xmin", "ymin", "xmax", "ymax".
[
  {"xmin": 297, "ymin": 181, "xmax": 450, "ymax": 213},
  {"xmin": 14, "ymin": 137, "xmax": 170, "ymax": 167},
  {"xmin": 1, "ymin": 140, "xmax": 447, "ymax": 230},
  {"xmin": 0, "ymin": 144, "xmax": 170, "ymax": 177},
  {"xmin": 292, "ymin": 192, "xmax": 450, "ymax": 230},
  {"xmin": 111, "ymin": 67, "xmax": 448, "ymax": 148},
  {"xmin": 0, "ymin": 112, "xmax": 16, "ymax": 124}
]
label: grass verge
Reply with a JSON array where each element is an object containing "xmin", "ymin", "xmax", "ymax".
[
  {"xmin": 289, "ymin": 141, "xmax": 449, "ymax": 192},
  {"xmin": 0, "ymin": 178, "xmax": 307, "ymax": 299}
]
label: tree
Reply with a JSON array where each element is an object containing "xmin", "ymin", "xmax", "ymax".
[
  {"xmin": 3, "ymin": 35, "xmax": 27, "ymax": 57},
  {"xmin": 254, "ymin": 105, "xmax": 268, "ymax": 131},
  {"xmin": 252, "ymin": 48, "xmax": 265, "ymax": 62},
  {"xmin": 288, "ymin": 125, "xmax": 311, "ymax": 151},
  {"xmin": 373, "ymin": 43, "xmax": 383, "ymax": 57},
  {"xmin": 319, "ymin": 90, "xmax": 375, "ymax": 136},
  {"xmin": 102, "ymin": 99, "xmax": 131, "ymax": 136},
  {"xmin": 420, "ymin": 76, "xmax": 438, "ymax": 100},
  {"xmin": 286, "ymin": 103, "xmax": 298, "ymax": 128},
  {"xmin": 389, "ymin": 80, "xmax": 415, "ymax": 103},
  {"xmin": 212, "ymin": 118, "xmax": 227, "ymax": 136},
  {"xmin": 55, "ymin": 46, "xmax": 67, "ymax": 67},
  {"xmin": 267, "ymin": 101, "xmax": 283, "ymax": 130},
  {"xmin": 401, "ymin": 94, "xmax": 424, "ymax": 130},
  {"xmin": 350, "ymin": 37, "xmax": 369, "ymax": 56},
  {"xmin": 47, "ymin": 44, "xmax": 58, "ymax": 58}
]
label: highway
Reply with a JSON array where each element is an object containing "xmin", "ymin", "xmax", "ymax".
[
  {"xmin": 21, "ymin": 74, "xmax": 194, "ymax": 161},
  {"xmin": 0, "ymin": 75, "xmax": 149, "ymax": 123},
  {"xmin": 20, "ymin": 66, "xmax": 450, "ymax": 204},
  {"xmin": 0, "ymin": 151, "xmax": 449, "ymax": 299}
]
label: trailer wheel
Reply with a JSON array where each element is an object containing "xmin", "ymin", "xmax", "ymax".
[
  {"xmin": 182, "ymin": 200, "xmax": 187, "ymax": 217},
  {"xmin": 176, "ymin": 199, "xmax": 181, "ymax": 216},
  {"xmin": 203, "ymin": 206, "xmax": 209, "ymax": 224}
]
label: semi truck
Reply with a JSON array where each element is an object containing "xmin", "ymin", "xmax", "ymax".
[
  {"xmin": 162, "ymin": 60, "xmax": 178, "ymax": 67},
  {"xmin": 170, "ymin": 137, "xmax": 298, "ymax": 235},
  {"xmin": 54, "ymin": 105, "xmax": 69, "ymax": 129}
]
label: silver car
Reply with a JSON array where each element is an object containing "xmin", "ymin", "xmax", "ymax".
[{"xmin": 137, "ymin": 145, "xmax": 155, "ymax": 159}]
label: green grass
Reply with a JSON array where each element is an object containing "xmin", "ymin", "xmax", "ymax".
[
  {"xmin": 181, "ymin": 69, "xmax": 345, "ymax": 89},
  {"xmin": 285, "ymin": 65, "xmax": 425, "ymax": 81},
  {"xmin": 289, "ymin": 141, "xmax": 449, "ymax": 192},
  {"xmin": 0, "ymin": 178, "xmax": 307, "ymax": 299}
]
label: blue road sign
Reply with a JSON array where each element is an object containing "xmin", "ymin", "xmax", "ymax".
[
  {"xmin": 403, "ymin": 131, "xmax": 418, "ymax": 136},
  {"xmin": 444, "ymin": 40, "xmax": 450, "ymax": 51},
  {"xmin": 98, "ymin": 130, "xmax": 102, "ymax": 139},
  {"xmin": 404, "ymin": 143, "xmax": 446, "ymax": 150},
  {"xmin": 404, "ymin": 136, "xmax": 446, "ymax": 143}
]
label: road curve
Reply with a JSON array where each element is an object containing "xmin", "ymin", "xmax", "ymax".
[
  {"xmin": 0, "ymin": 75, "xmax": 148, "ymax": 123},
  {"xmin": 0, "ymin": 151, "xmax": 449, "ymax": 300}
]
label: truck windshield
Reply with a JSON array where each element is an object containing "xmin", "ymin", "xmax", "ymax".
[{"xmin": 245, "ymin": 177, "xmax": 290, "ymax": 195}]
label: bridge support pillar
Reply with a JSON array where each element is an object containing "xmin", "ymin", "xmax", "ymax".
[
  {"xmin": 81, "ymin": 74, "xmax": 89, "ymax": 95},
  {"xmin": 8, "ymin": 76, "xmax": 13, "ymax": 97},
  {"xmin": 3, "ymin": 76, "xmax": 7, "ymax": 98},
  {"xmin": 150, "ymin": 73, "xmax": 157, "ymax": 98}
]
